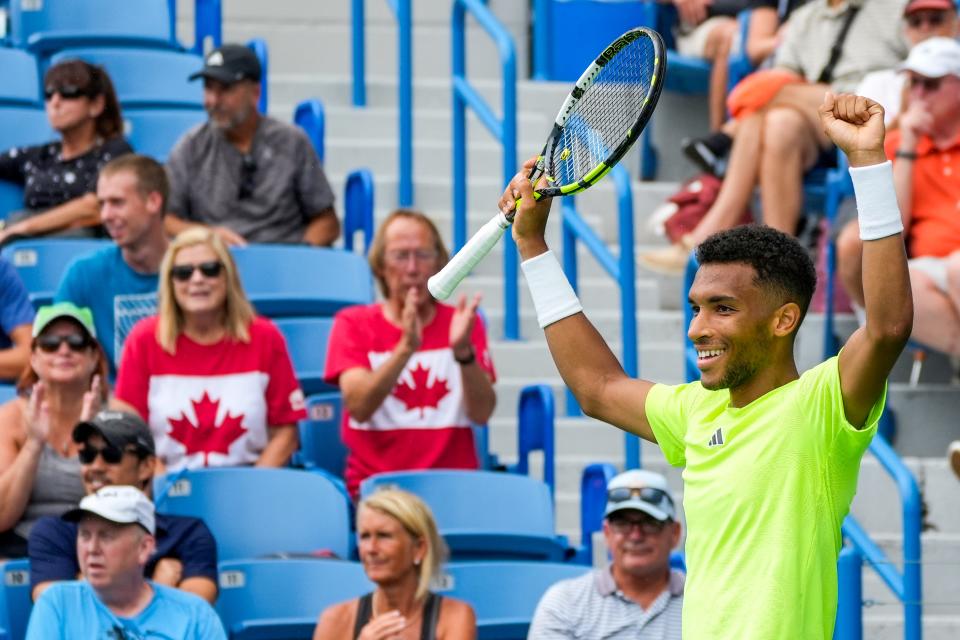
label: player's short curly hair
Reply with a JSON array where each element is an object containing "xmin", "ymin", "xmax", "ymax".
[{"xmin": 696, "ymin": 225, "xmax": 817, "ymax": 322}]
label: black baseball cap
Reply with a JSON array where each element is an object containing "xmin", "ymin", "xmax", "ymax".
[
  {"xmin": 189, "ymin": 44, "xmax": 262, "ymax": 84},
  {"xmin": 73, "ymin": 410, "xmax": 155, "ymax": 456}
]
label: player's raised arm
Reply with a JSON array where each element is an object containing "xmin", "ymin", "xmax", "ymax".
[
  {"xmin": 819, "ymin": 93, "xmax": 913, "ymax": 428},
  {"xmin": 504, "ymin": 158, "xmax": 657, "ymax": 442}
]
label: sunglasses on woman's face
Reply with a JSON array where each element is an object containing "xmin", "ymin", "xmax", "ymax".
[
  {"xmin": 906, "ymin": 11, "xmax": 947, "ymax": 29},
  {"xmin": 36, "ymin": 333, "xmax": 93, "ymax": 353},
  {"xmin": 43, "ymin": 85, "xmax": 91, "ymax": 101},
  {"xmin": 170, "ymin": 260, "xmax": 225, "ymax": 282}
]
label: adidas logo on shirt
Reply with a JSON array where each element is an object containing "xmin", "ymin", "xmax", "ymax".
[{"xmin": 707, "ymin": 428, "xmax": 725, "ymax": 447}]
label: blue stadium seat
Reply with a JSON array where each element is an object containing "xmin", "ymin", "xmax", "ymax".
[
  {"xmin": 232, "ymin": 245, "xmax": 374, "ymax": 318},
  {"xmin": 0, "ymin": 182, "xmax": 26, "ymax": 224},
  {"xmin": 0, "ymin": 50, "xmax": 41, "ymax": 107},
  {"xmin": 0, "ymin": 559, "xmax": 32, "ymax": 640},
  {"xmin": 216, "ymin": 559, "xmax": 373, "ymax": 640},
  {"xmin": 49, "ymin": 48, "xmax": 203, "ymax": 109},
  {"xmin": 273, "ymin": 317, "xmax": 336, "ymax": 396},
  {"xmin": 437, "ymin": 561, "xmax": 590, "ymax": 639},
  {"xmin": 343, "ymin": 169, "xmax": 375, "ymax": 255},
  {"xmin": 294, "ymin": 392, "xmax": 347, "ymax": 477},
  {"xmin": 0, "ymin": 108, "xmax": 53, "ymax": 152},
  {"xmin": 0, "ymin": 386, "xmax": 16, "ymax": 404},
  {"xmin": 123, "ymin": 109, "xmax": 206, "ymax": 162},
  {"xmin": 361, "ymin": 471, "xmax": 568, "ymax": 561},
  {"xmin": 9, "ymin": 0, "xmax": 176, "ymax": 54},
  {"xmin": 153, "ymin": 467, "xmax": 351, "ymax": 561},
  {"xmin": 0, "ymin": 239, "xmax": 111, "ymax": 308},
  {"xmin": 294, "ymin": 99, "xmax": 324, "ymax": 163}
]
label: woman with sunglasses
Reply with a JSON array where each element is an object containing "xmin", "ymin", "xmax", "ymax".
[
  {"xmin": 0, "ymin": 59, "xmax": 131, "ymax": 246},
  {"xmin": 0, "ymin": 303, "xmax": 107, "ymax": 558},
  {"xmin": 314, "ymin": 488, "xmax": 476, "ymax": 640},
  {"xmin": 114, "ymin": 228, "xmax": 305, "ymax": 471}
]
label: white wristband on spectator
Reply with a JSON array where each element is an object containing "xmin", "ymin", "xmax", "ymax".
[
  {"xmin": 520, "ymin": 250, "xmax": 584, "ymax": 329},
  {"xmin": 850, "ymin": 160, "xmax": 904, "ymax": 241}
]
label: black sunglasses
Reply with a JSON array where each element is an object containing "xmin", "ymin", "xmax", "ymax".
[
  {"xmin": 906, "ymin": 11, "xmax": 947, "ymax": 29},
  {"xmin": 170, "ymin": 261, "xmax": 224, "ymax": 282},
  {"xmin": 910, "ymin": 75, "xmax": 944, "ymax": 92},
  {"xmin": 238, "ymin": 154, "xmax": 257, "ymax": 200},
  {"xmin": 36, "ymin": 333, "xmax": 93, "ymax": 353},
  {"xmin": 78, "ymin": 443, "xmax": 138, "ymax": 465},
  {"xmin": 43, "ymin": 84, "xmax": 92, "ymax": 101}
]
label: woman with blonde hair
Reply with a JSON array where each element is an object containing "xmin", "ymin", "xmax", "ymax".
[
  {"xmin": 114, "ymin": 227, "xmax": 304, "ymax": 471},
  {"xmin": 315, "ymin": 488, "xmax": 476, "ymax": 640},
  {"xmin": 0, "ymin": 303, "xmax": 106, "ymax": 557}
]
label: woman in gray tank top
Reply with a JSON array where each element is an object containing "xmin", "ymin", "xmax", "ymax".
[{"xmin": 0, "ymin": 303, "xmax": 107, "ymax": 558}]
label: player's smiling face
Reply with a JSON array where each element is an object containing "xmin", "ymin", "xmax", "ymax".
[{"xmin": 687, "ymin": 262, "xmax": 778, "ymax": 392}]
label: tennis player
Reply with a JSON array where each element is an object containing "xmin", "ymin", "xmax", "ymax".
[{"xmin": 503, "ymin": 93, "xmax": 912, "ymax": 639}]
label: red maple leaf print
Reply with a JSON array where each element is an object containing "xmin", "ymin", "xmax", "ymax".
[
  {"xmin": 393, "ymin": 363, "xmax": 450, "ymax": 418},
  {"xmin": 167, "ymin": 392, "xmax": 247, "ymax": 466}
]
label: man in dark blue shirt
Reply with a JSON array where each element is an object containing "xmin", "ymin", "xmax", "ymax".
[{"xmin": 28, "ymin": 411, "xmax": 218, "ymax": 603}]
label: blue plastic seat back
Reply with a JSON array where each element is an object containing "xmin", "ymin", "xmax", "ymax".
[
  {"xmin": 0, "ymin": 386, "xmax": 17, "ymax": 404},
  {"xmin": 217, "ymin": 559, "xmax": 373, "ymax": 639},
  {"xmin": 0, "ymin": 107, "xmax": 54, "ymax": 150},
  {"xmin": 10, "ymin": 0, "xmax": 175, "ymax": 53},
  {"xmin": 0, "ymin": 50, "xmax": 41, "ymax": 107},
  {"xmin": 1, "ymin": 239, "xmax": 111, "ymax": 308},
  {"xmin": 123, "ymin": 109, "xmax": 206, "ymax": 162},
  {"xmin": 273, "ymin": 317, "xmax": 336, "ymax": 396},
  {"xmin": 437, "ymin": 561, "xmax": 590, "ymax": 639},
  {"xmin": 0, "ymin": 182, "xmax": 25, "ymax": 224},
  {"xmin": 295, "ymin": 392, "xmax": 347, "ymax": 477},
  {"xmin": 361, "ymin": 471, "xmax": 565, "ymax": 561},
  {"xmin": 153, "ymin": 468, "xmax": 351, "ymax": 561},
  {"xmin": 1, "ymin": 559, "xmax": 32, "ymax": 640},
  {"xmin": 232, "ymin": 245, "xmax": 374, "ymax": 317},
  {"xmin": 49, "ymin": 48, "xmax": 203, "ymax": 109}
]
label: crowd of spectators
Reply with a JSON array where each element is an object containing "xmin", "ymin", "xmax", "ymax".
[{"xmin": 2, "ymin": 0, "xmax": 960, "ymax": 633}]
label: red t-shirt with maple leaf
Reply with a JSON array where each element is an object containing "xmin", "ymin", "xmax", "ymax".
[
  {"xmin": 115, "ymin": 316, "xmax": 307, "ymax": 470},
  {"xmin": 324, "ymin": 303, "xmax": 496, "ymax": 496}
]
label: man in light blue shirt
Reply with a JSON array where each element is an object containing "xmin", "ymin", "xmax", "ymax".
[
  {"xmin": 55, "ymin": 155, "xmax": 168, "ymax": 376},
  {"xmin": 25, "ymin": 485, "xmax": 225, "ymax": 639}
]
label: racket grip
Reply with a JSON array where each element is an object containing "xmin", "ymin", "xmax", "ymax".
[{"xmin": 428, "ymin": 211, "xmax": 512, "ymax": 300}]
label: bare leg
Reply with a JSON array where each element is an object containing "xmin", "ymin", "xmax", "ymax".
[
  {"xmin": 704, "ymin": 20, "xmax": 738, "ymax": 131},
  {"xmin": 911, "ymin": 268, "xmax": 960, "ymax": 356},
  {"xmin": 946, "ymin": 251, "xmax": 960, "ymax": 311},
  {"xmin": 687, "ymin": 112, "xmax": 765, "ymax": 244},
  {"xmin": 836, "ymin": 219, "xmax": 865, "ymax": 307},
  {"xmin": 759, "ymin": 106, "xmax": 822, "ymax": 234}
]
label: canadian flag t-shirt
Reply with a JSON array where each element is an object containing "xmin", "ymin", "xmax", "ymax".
[
  {"xmin": 324, "ymin": 303, "xmax": 496, "ymax": 495},
  {"xmin": 115, "ymin": 316, "xmax": 306, "ymax": 470}
]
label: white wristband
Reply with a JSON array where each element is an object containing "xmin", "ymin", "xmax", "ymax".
[
  {"xmin": 520, "ymin": 250, "xmax": 584, "ymax": 329},
  {"xmin": 849, "ymin": 160, "xmax": 904, "ymax": 241}
]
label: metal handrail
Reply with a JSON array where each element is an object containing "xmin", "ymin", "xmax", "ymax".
[
  {"xmin": 452, "ymin": 0, "xmax": 519, "ymax": 339},
  {"xmin": 351, "ymin": 0, "xmax": 413, "ymax": 207},
  {"xmin": 560, "ymin": 164, "xmax": 640, "ymax": 469},
  {"xmin": 683, "ymin": 254, "xmax": 922, "ymax": 640}
]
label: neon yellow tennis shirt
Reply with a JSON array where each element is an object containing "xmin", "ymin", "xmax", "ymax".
[{"xmin": 645, "ymin": 356, "xmax": 883, "ymax": 640}]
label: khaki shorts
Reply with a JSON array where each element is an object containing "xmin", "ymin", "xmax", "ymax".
[{"xmin": 676, "ymin": 16, "xmax": 740, "ymax": 59}]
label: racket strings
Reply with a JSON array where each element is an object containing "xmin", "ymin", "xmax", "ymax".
[{"xmin": 547, "ymin": 34, "xmax": 656, "ymax": 187}]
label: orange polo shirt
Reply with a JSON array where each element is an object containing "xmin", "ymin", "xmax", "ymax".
[{"xmin": 885, "ymin": 129, "xmax": 960, "ymax": 258}]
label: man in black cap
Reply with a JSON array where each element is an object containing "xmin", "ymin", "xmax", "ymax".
[
  {"xmin": 28, "ymin": 411, "xmax": 218, "ymax": 603},
  {"xmin": 164, "ymin": 43, "xmax": 340, "ymax": 246}
]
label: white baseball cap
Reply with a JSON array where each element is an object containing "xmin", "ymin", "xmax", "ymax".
[
  {"xmin": 900, "ymin": 37, "xmax": 960, "ymax": 78},
  {"xmin": 63, "ymin": 485, "xmax": 156, "ymax": 535},
  {"xmin": 604, "ymin": 469, "xmax": 676, "ymax": 521}
]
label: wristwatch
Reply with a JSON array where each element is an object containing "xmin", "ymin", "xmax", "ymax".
[
  {"xmin": 895, "ymin": 150, "xmax": 918, "ymax": 160},
  {"xmin": 454, "ymin": 347, "xmax": 476, "ymax": 366}
]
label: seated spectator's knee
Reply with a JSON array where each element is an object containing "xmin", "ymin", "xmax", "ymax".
[
  {"xmin": 761, "ymin": 108, "xmax": 808, "ymax": 156},
  {"xmin": 946, "ymin": 251, "xmax": 960, "ymax": 293}
]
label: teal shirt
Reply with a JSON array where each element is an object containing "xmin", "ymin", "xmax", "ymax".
[{"xmin": 26, "ymin": 581, "xmax": 226, "ymax": 639}]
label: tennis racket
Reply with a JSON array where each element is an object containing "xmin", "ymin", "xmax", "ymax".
[{"xmin": 428, "ymin": 26, "xmax": 666, "ymax": 300}]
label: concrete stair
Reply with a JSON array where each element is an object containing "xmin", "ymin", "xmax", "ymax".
[{"xmin": 196, "ymin": 0, "xmax": 960, "ymax": 634}]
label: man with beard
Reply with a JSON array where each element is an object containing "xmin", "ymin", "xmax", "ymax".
[
  {"xmin": 528, "ymin": 470, "xmax": 683, "ymax": 639},
  {"xmin": 501, "ymin": 92, "xmax": 912, "ymax": 639},
  {"xmin": 164, "ymin": 44, "xmax": 339, "ymax": 246}
]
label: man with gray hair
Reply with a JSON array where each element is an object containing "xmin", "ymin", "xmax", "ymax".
[
  {"xmin": 25, "ymin": 485, "xmax": 225, "ymax": 639},
  {"xmin": 528, "ymin": 470, "xmax": 683, "ymax": 639}
]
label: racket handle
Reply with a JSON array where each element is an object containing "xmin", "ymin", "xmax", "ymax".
[{"xmin": 428, "ymin": 211, "xmax": 512, "ymax": 300}]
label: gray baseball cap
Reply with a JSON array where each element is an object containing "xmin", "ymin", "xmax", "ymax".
[
  {"xmin": 604, "ymin": 469, "xmax": 676, "ymax": 521},
  {"xmin": 73, "ymin": 410, "xmax": 155, "ymax": 456}
]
